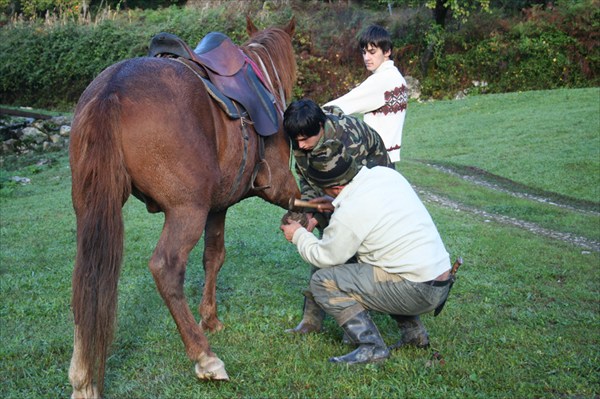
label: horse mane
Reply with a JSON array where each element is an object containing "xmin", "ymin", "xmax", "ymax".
[{"xmin": 242, "ymin": 27, "xmax": 296, "ymax": 110}]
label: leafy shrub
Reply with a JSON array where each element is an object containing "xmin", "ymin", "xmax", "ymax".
[
  {"xmin": 0, "ymin": 0, "xmax": 597, "ymax": 110},
  {"xmin": 0, "ymin": 21, "xmax": 149, "ymax": 109},
  {"xmin": 402, "ymin": 0, "xmax": 598, "ymax": 98},
  {"xmin": 459, "ymin": 6, "xmax": 593, "ymax": 94}
]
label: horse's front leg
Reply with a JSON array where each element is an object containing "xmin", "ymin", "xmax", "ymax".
[
  {"xmin": 149, "ymin": 208, "xmax": 228, "ymax": 380},
  {"xmin": 199, "ymin": 210, "xmax": 227, "ymax": 332}
]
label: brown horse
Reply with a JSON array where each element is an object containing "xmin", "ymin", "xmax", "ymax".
[{"xmin": 68, "ymin": 17, "xmax": 299, "ymax": 398}]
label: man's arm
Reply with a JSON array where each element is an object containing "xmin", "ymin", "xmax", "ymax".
[
  {"xmin": 323, "ymin": 74, "xmax": 387, "ymax": 115},
  {"xmin": 293, "ymin": 218, "xmax": 361, "ymax": 269}
]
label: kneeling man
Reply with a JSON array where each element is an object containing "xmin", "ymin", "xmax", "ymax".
[{"xmin": 280, "ymin": 140, "xmax": 452, "ymax": 364}]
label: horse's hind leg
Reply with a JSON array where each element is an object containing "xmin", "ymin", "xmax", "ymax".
[
  {"xmin": 149, "ymin": 208, "xmax": 228, "ymax": 380},
  {"xmin": 69, "ymin": 327, "xmax": 100, "ymax": 399},
  {"xmin": 199, "ymin": 210, "xmax": 227, "ymax": 332}
]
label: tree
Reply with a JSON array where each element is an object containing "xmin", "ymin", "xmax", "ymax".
[
  {"xmin": 381, "ymin": 0, "xmax": 491, "ymax": 77},
  {"xmin": 383, "ymin": 0, "xmax": 490, "ymax": 27},
  {"xmin": 430, "ymin": 0, "xmax": 491, "ymax": 26}
]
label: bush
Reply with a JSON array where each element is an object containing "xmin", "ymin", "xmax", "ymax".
[
  {"xmin": 398, "ymin": 1, "xmax": 598, "ymax": 98},
  {"xmin": 0, "ymin": 21, "xmax": 149, "ymax": 109},
  {"xmin": 0, "ymin": 0, "xmax": 598, "ymax": 110},
  {"xmin": 458, "ymin": 4, "xmax": 595, "ymax": 94}
]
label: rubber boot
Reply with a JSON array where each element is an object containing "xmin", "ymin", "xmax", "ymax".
[
  {"xmin": 329, "ymin": 311, "xmax": 390, "ymax": 364},
  {"xmin": 389, "ymin": 315, "xmax": 430, "ymax": 350},
  {"xmin": 342, "ymin": 332, "xmax": 352, "ymax": 345},
  {"xmin": 285, "ymin": 293, "xmax": 325, "ymax": 334}
]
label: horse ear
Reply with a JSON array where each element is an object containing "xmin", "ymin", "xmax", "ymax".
[
  {"xmin": 246, "ymin": 15, "xmax": 258, "ymax": 36},
  {"xmin": 285, "ymin": 16, "xmax": 296, "ymax": 37}
]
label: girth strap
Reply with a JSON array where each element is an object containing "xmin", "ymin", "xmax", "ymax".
[
  {"xmin": 226, "ymin": 111, "xmax": 250, "ymax": 201},
  {"xmin": 251, "ymin": 135, "xmax": 271, "ymax": 191},
  {"xmin": 226, "ymin": 121, "xmax": 271, "ymax": 199}
]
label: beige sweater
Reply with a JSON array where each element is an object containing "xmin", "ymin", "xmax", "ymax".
[{"xmin": 292, "ymin": 166, "xmax": 450, "ymax": 282}]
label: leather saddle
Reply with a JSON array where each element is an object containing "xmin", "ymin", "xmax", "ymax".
[{"xmin": 148, "ymin": 31, "xmax": 280, "ymax": 137}]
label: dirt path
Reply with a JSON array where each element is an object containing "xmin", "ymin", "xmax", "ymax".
[
  {"xmin": 426, "ymin": 163, "xmax": 599, "ymax": 216},
  {"xmin": 414, "ymin": 162, "xmax": 600, "ymax": 252}
]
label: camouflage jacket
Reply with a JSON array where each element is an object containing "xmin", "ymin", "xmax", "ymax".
[{"xmin": 294, "ymin": 106, "xmax": 393, "ymax": 200}]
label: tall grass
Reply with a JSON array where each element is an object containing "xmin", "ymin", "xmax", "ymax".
[{"xmin": 1, "ymin": 88, "xmax": 598, "ymax": 398}]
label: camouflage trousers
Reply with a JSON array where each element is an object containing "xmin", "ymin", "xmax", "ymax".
[{"xmin": 309, "ymin": 263, "xmax": 450, "ymax": 326}]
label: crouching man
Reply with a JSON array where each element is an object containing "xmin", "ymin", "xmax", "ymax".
[{"xmin": 280, "ymin": 140, "xmax": 452, "ymax": 364}]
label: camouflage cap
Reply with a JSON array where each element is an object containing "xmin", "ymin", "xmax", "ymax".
[{"xmin": 307, "ymin": 139, "xmax": 358, "ymax": 188}]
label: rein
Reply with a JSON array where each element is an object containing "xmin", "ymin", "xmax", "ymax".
[
  {"xmin": 242, "ymin": 40, "xmax": 291, "ymax": 192},
  {"xmin": 246, "ymin": 42, "xmax": 286, "ymax": 115},
  {"xmin": 246, "ymin": 42, "xmax": 299, "ymax": 186}
]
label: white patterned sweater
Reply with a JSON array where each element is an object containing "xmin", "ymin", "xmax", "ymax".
[{"xmin": 324, "ymin": 60, "xmax": 408, "ymax": 162}]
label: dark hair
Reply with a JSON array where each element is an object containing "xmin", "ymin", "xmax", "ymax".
[
  {"xmin": 358, "ymin": 25, "xmax": 393, "ymax": 55},
  {"xmin": 283, "ymin": 99, "xmax": 327, "ymax": 140}
]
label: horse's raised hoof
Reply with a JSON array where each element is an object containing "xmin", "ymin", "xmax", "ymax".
[{"xmin": 195, "ymin": 354, "xmax": 229, "ymax": 381}]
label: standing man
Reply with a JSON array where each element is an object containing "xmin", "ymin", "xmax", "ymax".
[
  {"xmin": 280, "ymin": 141, "xmax": 451, "ymax": 364},
  {"xmin": 324, "ymin": 25, "xmax": 408, "ymax": 163},
  {"xmin": 283, "ymin": 98, "xmax": 392, "ymax": 334}
]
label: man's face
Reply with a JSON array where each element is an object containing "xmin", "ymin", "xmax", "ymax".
[
  {"xmin": 295, "ymin": 128, "xmax": 323, "ymax": 151},
  {"xmin": 362, "ymin": 44, "xmax": 391, "ymax": 73},
  {"xmin": 323, "ymin": 186, "xmax": 342, "ymax": 198}
]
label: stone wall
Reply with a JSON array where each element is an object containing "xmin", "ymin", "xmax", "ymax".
[{"xmin": 0, "ymin": 115, "xmax": 72, "ymax": 155}]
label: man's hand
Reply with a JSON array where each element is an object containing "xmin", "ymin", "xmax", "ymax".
[
  {"xmin": 309, "ymin": 196, "xmax": 334, "ymax": 213},
  {"xmin": 305, "ymin": 215, "xmax": 319, "ymax": 232},
  {"xmin": 280, "ymin": 214, "xmax": 319, "ymax": 242},
  {"xmin": 280, "ymin": 219, "xmax": 303, "ymax": 242}
]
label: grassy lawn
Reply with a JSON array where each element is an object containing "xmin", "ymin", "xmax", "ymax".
[
  {"xmin": 403, "ymin": 88, "xmax": 599, "ymax": 204},
  {"xmin": 1, "ymin": 88, "xmax": 598, "ymax": 398}
]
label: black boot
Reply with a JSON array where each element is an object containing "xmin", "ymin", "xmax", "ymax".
[
  {"xmin": 389, "ymin": 315, "xmax": 429, "ymax": 350},
  {"xmin": 285, "ymin": 293, "xmax": 325, "ymax": 334},
  {"xmin": 329, "ymin": 311, "xmax": 390, "ymax": 364}
]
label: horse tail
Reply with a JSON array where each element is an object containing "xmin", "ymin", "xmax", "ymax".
[{"xmin": 70, "ymin": 89, "xmax": 131, "ymax": 394}]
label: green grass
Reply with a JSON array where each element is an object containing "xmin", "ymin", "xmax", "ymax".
[
  {"xmin": 402, "ymin": 88, "xmax": 600, "ymax": 203},
  {"xmin": 398, "ymin": 160, "xmax": 599, "ymax": 245},
  {"xmin": 1, "ymin": 88, "xmax": 599, "ymax": 398}
]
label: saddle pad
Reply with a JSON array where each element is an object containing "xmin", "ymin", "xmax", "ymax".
[{"xmin": 200, "ymin": 76, "xmax": 242, "ymax": 120}]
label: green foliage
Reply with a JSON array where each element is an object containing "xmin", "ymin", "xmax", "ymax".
[
  {"xmin": 0, "ymin": 21, "xmax": 149, "ymax": 110},
  {"xmin": 403, "ymin": 0, "xmax": 599, "ymax": 98},
  {"xmin": 420, "ymin": 53, "xmax": 466, "ymax": 98},
  {"xmin": 7, "ymin": 0, "xmax": 186, "ymax": 19},
  {"xmin": 428, "ymin": 0, "xmax": 491, "ymax": 22},
  {"xmin": 0, "ymin": 0, "xmax": 598, "ymax": 109}
]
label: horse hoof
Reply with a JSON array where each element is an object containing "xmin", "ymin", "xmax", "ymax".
[
  {"xmin": 195, "ymin": 355, "xmax": 229, "ymax": 381},
  {"xmin": 71, "ymin": 384, "xmax": 99, "ymax": 399}
]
